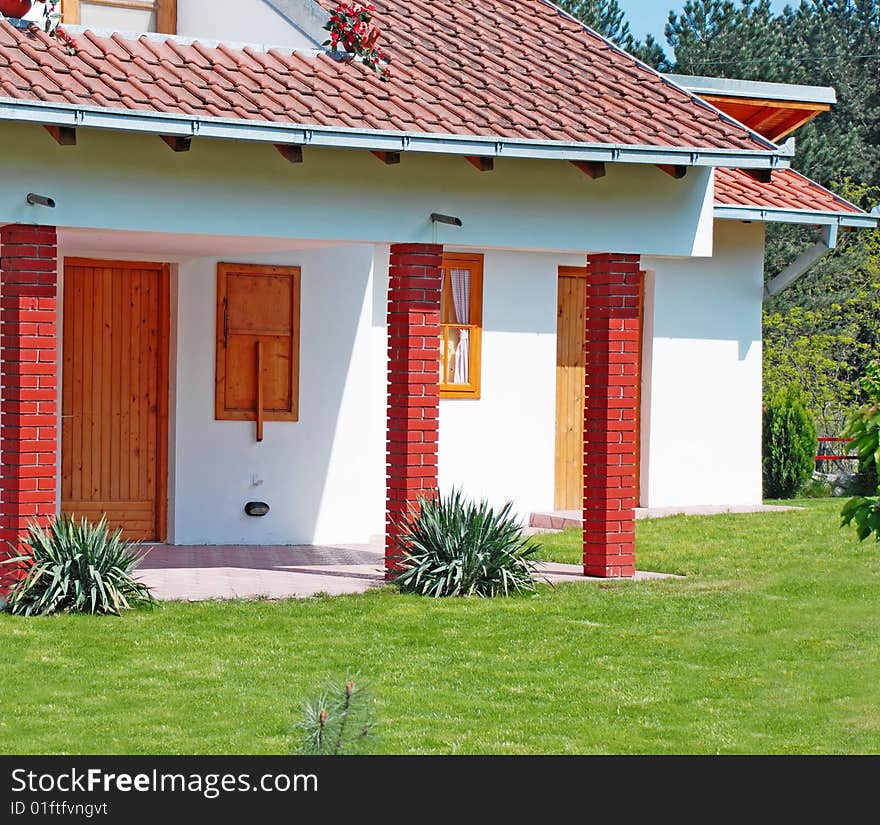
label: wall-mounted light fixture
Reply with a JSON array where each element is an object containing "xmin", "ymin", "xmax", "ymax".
[
  {"xmin": 430, "ymin": 213, "xmax": 463, "ymax": 227},
  {"xmin": 27, "ymin": 193, "xmax": 56, "ymax": 208},
  {"xmin": 244, "ymin": 501, "xmax": 270, "ymax": 517}
]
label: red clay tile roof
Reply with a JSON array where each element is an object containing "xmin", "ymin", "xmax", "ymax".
[
  {"xmin": 715, "ymin": 168, "xmax": 863, "ymax": 215},
  {"xmin": 0, "ymin": 0, "xmax": 777, "ymax": 153}
]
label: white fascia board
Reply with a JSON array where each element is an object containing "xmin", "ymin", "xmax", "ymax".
[
  {"xmin": 665, "ymin": 74, "xmax": 837, "ymax": 106},
  {"xmin": 0, "ymin": 96, "xmax": 793, "ymax": 170},
  {"xmin": 714, "ymin": 205, "xmax": 878, "ymax": 229}
]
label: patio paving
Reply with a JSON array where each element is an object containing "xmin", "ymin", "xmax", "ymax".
[{"xmin": 137, "ymin": 541, "xmax": 678, "ymax": 602}]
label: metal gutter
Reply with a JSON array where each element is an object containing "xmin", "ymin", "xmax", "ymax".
[
  {"xmin": 764, "ymin": 224, "xmax": 838, "ymax": 298},
  {"xmin": 714, "ymin": 204, "xmax": 877, "ymax": 229},
  {"xmin": 0, "ymin": 96, "xmax": 794, "ymax": 169}
]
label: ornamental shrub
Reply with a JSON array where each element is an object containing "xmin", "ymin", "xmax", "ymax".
[
  {"xmin": 762, "ymin": 385, "xmax": 817, "ymax": 499},
  {"xmin": 393, "ymin": 489, "xmax": 540, "ymax": 598},
  {"xmin": 2, "ymin": 515, "xmax": 155, "ymax": 616}
]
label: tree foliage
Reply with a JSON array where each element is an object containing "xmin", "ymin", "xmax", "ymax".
[
  {"xmin": 564, "ymin": 1, "xmax": 880, "ymax": 436},
  {"xmin": 661, "ymin": 1, "xmax": 880, "ymax": 435},
  {"xmin": 763, "ymin": 182, "xmax": 880, "ymax": 432},
  {"xmin": 665, "ymin": 1, "xmax": 788, "ymax": 80},
  {"xmin": 556, "ymin": 0, "xmax": 668, "ymax": 66},
  {"xmin": 664, "ymin": 0, "xmax": 880, "ymax": 186},
  {"xmin": 840, "ymin": 363, "xmax": 880, "ymax": 540}
]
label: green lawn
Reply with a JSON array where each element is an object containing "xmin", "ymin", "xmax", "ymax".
[{"xmin": 2, "ymin": 499, "xmax": 878, "ymax": 754}]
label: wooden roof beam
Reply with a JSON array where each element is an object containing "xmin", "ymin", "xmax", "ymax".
[
  {"xmin": 656, "ymin": 164, "xmax": 687, "ymax": 179},
  {"xmin": 161, "ymin": 135, "xmax": 191, "ymax": 152},
  {"xmin": 44, "ymin": 125, "xmax": 77, "ymax": 146},
  {"xmin": 275, "ymin": 144, "xmax": 304, "ymax": 164},
  {"xmin": 466, "ymin": 156, "xmax": 494, "ymax": 172},
  {"xmin": 570, "ymin": 160, "xmax": 606, "ymax": 179},
  {"xmin": 372, "ymin": 151, "xmax": 401, "ymax": 165}
]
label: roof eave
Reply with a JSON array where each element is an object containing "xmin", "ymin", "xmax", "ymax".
[
  {"xmin": 0, "ymin": 96, "xmax": 793, "ymax": 170},
  {"xmin": 665, "ymin": 74, "xmax": 837, "ymax": 106},
  {"xmin": 714, "ymin": 204, "xmax": 877, "ymax": 229}
]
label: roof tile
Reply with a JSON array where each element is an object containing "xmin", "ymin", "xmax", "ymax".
[
  {"xmin": 0, "ymin": 0, "xmax": 776, "ymax": 152},
  {"xmin": 715, "ymin": 168, "xmax": 863, "ymax": 215}
]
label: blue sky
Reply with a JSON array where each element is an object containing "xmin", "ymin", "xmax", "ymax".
[{"xmin": 618, "ymin": 0, "xmax": 790, "ymax": 47}]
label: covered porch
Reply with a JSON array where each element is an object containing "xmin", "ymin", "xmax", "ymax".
[
  {"xmin": 0, "ymin": 220, "xmax": 645, "ymax": 582},
  {"xmin": 0, "ymin": 106, "xmax": 736, "ymax": 587}
]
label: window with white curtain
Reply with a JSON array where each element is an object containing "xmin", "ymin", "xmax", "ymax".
[{"xmin": 439, "ymin": 253, "xmax": 483, "ymax": 399}]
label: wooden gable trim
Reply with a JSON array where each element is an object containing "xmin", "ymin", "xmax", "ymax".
[
  {"xmin": 702, "ymin": 95, "xmax": 831, "ymax": 113},
  {"xmin": 701, "ymin": 94, "xmax": 830, "ymax": 142},
  {"xmin": 62, "ymin": 0, "xmax": 80, "ymax": 23}
]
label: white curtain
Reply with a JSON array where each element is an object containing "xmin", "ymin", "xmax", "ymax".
[{"xmin": 450, "ymin": 269, "xmax": 470, "ymax": 384}]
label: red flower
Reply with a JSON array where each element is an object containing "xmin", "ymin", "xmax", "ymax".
[{"xmin": 326, "ymin": 2, "xmax": 391, "ymax": 80}]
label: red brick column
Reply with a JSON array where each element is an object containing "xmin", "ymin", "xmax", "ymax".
[
  {"xmin": 0, "ymin": 224, "xmax": 59, "ymax": 593},
  {"xmin": 385, "ymin": 243, "xmax": 443, "ymax": 575},
  {"xmin": 583, "ymin": 253, "xmax": 642, "ymax": 578}
]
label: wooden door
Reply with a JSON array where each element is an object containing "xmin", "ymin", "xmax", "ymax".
[
  {"xmin": 554, "ymin": 266, "xmax": 645, "ymax": 511},
  {"xmin": 554, "ymin": 267, "xmax": 587, "ymax": 510},
  {"xmin": 61, "ymin": 259, "xmax": 169, "ymax": 541}
]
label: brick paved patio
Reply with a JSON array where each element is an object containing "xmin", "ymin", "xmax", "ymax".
[{"xmin": 137, "ymin": 541, "xmax": 676, "ymax": 601}]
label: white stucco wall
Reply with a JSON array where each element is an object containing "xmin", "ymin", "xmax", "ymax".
[
  {"xmin": 176, "ymin": 0, "xmax": 317, "ymax": 49},
  {"xmin": 0, "ymin": 123, "xmax": 714, "ymax": 259},
  {"xmin": 43, "ymin": 222, "xmax": 764, "ymax": 545},
  {"xmin": 77, "ymin": 3, "xmax": 155, "ymax": 32},
  {"xmin": 46, "ymin": 0, "xmax": 318, "ymax": 47},
  {"xmin": 437, "ymin": 250, "xmax": 582, "ymax": 521},
  {"xmin": 170, "ymin": 244, "xmax": 379, "ymax": 545},
  {"xmin": 641, "ymin": 220, "xmax": 765, "ymax": 508}
]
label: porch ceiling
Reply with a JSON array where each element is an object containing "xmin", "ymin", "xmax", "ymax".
[{"xmin": 58, "ymin": 227, "xmax": 344, "ymax": 258}]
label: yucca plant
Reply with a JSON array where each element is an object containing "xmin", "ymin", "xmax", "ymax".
[
  {"xmin": 393, "ymin": 489, "xmax": 541, "ymax": 598},
  {"xmin": 2, "ymin": 515, "xmax": 156, "ymax": 616}
]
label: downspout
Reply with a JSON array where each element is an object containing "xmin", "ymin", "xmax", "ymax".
[{"xmin": 764, "ymin": 223, "xmax": 839, "ymax": 298}]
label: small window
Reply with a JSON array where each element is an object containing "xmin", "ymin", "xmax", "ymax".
[
  {"xmin": 440, "ymin": 253, "xmax": 483, "ymax": 399},
  {"xmin": 215, "ymin": 263, "xmax": 300, "ymax": 423}
]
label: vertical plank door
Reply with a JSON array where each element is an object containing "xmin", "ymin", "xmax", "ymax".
[
  {"xmin": 554, "ymin": 267, "xmax": 587, "ymax": 510},
  {"xmin": 61, "ymin": 260, "xmax": 169, "ymax": 541}
]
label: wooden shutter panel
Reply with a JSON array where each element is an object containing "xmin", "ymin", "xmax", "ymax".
[{"xmin": 216, "ymin": 264, "xmax": 301, "ymax": 423}]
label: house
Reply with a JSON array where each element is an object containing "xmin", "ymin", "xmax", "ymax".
[{"xmin": 0, "ymin": 0, "xmax": 875, "ymax": 587}]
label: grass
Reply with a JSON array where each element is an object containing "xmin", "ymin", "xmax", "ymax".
[{"xmin": 1, "ymin": 499, "xmax": 878, "ymax": 754}]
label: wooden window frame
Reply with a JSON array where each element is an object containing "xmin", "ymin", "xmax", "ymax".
[
  {"xmin": 62, "ymin": 0, "xmax": 178, "ymax": 34},
  {"xmin": 215, "ymin": 263, "xmax": 301, "ymax": 424},
  {"xmin": 439, "ymin": 252, "xmax": 483, "ymax": 400}
]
